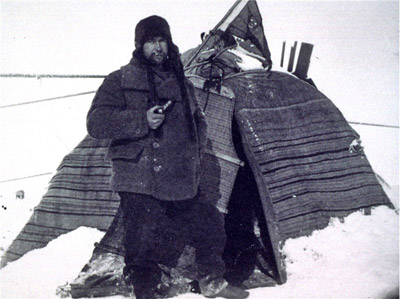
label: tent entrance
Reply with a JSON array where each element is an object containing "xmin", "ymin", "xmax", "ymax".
[{"xmin": 222, "ymin": 118, "xmax": 280, "ymax": 287}]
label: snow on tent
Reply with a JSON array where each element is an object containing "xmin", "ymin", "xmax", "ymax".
[{"xmin": 1, "ymin": 0, "xmax": 393, "ymax": 297}]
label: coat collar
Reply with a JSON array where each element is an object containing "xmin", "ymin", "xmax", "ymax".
[
  {"xmin": 120, "ymin": 57, "xmax": 149, "ymax": 90},
  {"xmin": 120, "ymin": 56, "xmax": 196, "ymax": 116}
]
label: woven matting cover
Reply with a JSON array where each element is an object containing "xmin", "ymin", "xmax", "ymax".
[
  {"xmin": 1, "ymin": 136, "xmax": 118, "ymax": 267},
  {"xmin": 224, "ymin": 70, "xmax": 391, "ymax": 241}
]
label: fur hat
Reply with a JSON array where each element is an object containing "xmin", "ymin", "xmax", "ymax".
[{"xmin": 135, "ymin": 15, "xmax": 172, "ymax": 48}]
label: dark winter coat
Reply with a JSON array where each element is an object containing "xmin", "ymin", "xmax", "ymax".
[{"xmin": 87, "ymin": 57, "xmax": 208, "ymax": 201}]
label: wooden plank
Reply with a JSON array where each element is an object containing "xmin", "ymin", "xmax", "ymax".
[
  {"xmin": 280, "ymin": 41, "xmax": 286, "ymax": 67},
  {"xmin": 294, "ymin": 43, "xmax": 314, "ymax": 79},
  {"xmin": 287, "ymin": 41, "xmax": 297, "ymax": 72}
]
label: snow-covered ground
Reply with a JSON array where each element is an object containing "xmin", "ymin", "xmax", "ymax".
[
  {"xmin": 0, "ymin": 0, "xmax": 398, "ymax": 298},
  {"xmin": 0, "ymin": 200, "xmax": 398, "ymax": 299}
]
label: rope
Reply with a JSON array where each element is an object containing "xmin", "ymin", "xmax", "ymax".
[
  {"xmin": 0, "ymin": 73, "xmax": 106, "ymax": 79},
  {"xmin": 0, "ymin": 91, "xmax": 96, "ymax": 109},
  {"xmin": 349, "ymin": 121, "xmax": 399, "ymax": 129},
  {"xmin": 0, "ymin": 172, "xmax": 53, "ymax": 184}
]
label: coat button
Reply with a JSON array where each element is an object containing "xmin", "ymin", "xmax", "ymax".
[
  {"xmin": 135, "ymin": 128, "xmax": 141, "ymax": 134},
  {"xmin": 153, "ymin": 165, "xmax": 161, "ymax": 172},
  {"xmin": 153, "ymin": 142, "xmax": 160, "ymax": 148}
]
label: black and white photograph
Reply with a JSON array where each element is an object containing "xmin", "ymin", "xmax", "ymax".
[{"xmin": 0, "ymin": 0, "xmax": 398, "ymax": 298}]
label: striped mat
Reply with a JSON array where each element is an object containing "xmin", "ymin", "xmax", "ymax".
[
  {"xmin": 1, "ymin": 137, "xmax": 118, "ymax": 267},
  {"xmin": 226, "ymin": 70, "xmax": 391, "ymax": 241}
]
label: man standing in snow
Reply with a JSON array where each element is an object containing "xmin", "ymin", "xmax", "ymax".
[{"xmin": 87, "ymin": 15, "xmax": 249, "ymax": 299}]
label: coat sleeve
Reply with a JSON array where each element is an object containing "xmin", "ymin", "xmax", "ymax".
[
  {"xmin": 187, "ymin": 81, "xmax": 208, "ymax": 158},
  {"xmin": 87, "ymin": 70, "xmax": 149, "ymax": 140}
]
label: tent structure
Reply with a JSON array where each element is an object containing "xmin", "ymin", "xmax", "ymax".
[{"xmin": 1, "ymin": 0, "xmax": 392, "ymax": 297}]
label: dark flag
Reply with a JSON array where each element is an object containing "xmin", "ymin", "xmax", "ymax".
[
  {"xmin": 185, "ymin": 0, "xmax": 272, "ymax": 69},
  {"xmin": 214, "ymin": 0, "xmax": 272, "ymax": 67}
]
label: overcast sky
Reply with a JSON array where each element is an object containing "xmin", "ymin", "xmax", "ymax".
[{"xmin": 2, "ymin": 0, "xmax": 398, "ymax": 119}]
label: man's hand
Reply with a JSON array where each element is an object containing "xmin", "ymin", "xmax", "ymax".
[{"xmin": 147, "ymin": 106, "xmax": 165, "ymax": 130}]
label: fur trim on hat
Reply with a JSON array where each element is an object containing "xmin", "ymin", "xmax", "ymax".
[{"xmin": 135, "ymin": 15, "xmax": 172, "ymax": 48}]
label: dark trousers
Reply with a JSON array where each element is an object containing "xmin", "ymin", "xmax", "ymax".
[{"xmin": 119, "ymin": 192, "xmax": 226, "ymax": 296}]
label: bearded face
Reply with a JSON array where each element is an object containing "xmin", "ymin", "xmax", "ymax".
[{"xmin": 142, "ymin": 36, "xmax": 168, "ymax": 66}]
